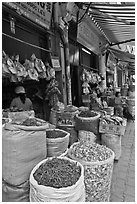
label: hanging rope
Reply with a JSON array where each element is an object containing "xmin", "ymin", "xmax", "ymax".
[{"xmin": 2, "ymin": 32, "xmax": 51, "ymax": 52}]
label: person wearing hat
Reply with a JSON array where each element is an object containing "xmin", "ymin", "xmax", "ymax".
[{"xmin": 10, "ymin": 86, "xmax": 33, "ymax": 111}]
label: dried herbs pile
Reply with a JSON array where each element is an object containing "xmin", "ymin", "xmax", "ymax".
[
  {"xmin": 46, "ymin": 130, "xmax": 66, "ymax": 139},
  {"xmin": 21, "ymin": 118, "xmax": 45, "ymax": 126},
  {"xmin": 70, "ymin": 142, "xmax": 113, "ymax": 162},
  {"xmin": 33, "ymin": 158, "xmax": 81, "ymax": 188},
  {"xmin": 69, "ymin": 142, "xmax": 114, "ymax": 202},
  {"xmin": 79, "ymin": 111, "xmax": 98, "ymax": 118},
  {"xmin": 3, "ymin": 107, "xmax": 24, "ymax": 112}
]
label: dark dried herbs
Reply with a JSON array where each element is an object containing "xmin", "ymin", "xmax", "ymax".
[
  {"xmin": 21, "ymin": 118, "xmax": 44, "ymax": 126},
  {"xmin": 46, "ymin": 130, "xmax": 66, "ymax": 138},
  {"xmin": 79, "ymin": 111, "xmax": 98, "ymax": 118},
  {"xmin": 33, "ymin": 158, "xmax": 81, "ymax": 188}
]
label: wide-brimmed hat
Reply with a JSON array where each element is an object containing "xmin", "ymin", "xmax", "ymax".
[{"xmin": 15, "ymin": 86, "xmax": 26, "ymax": 94}]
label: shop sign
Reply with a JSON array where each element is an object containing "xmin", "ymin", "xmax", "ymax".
[
  {"xmin": 51, "ymin": 56, "xmax": 62, "ymax": 71},
  {"xmin": 77, "ymin": 15, "xmax": 100, "ymax": 54},
  {"xmin": 3, "ymin": 2, "xmax": 52, "ymax": 29}
]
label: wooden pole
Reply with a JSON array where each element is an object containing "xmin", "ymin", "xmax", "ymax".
[{"xmin": 63, "ymin": 25, "xmax": 72, "ymax": 105}]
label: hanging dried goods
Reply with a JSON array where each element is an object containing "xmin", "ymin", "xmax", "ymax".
[{"xmin": 2, "ymin": 51, "xmax": 55, "ymax": 82}]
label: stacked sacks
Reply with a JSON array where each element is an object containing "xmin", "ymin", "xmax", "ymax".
[
  {"xmin": 2, "ymin": 118, "xmax": 49, "ymax": 202},
  {"xmin": 99, "ymin": 115, "xmax": 126, "ymax": 160},
  {"xmin": 56, "ymin": 105, "xmax": 79, "ymax": 146}
]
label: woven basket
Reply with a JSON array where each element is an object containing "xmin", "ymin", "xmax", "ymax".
[
  {"xmin": 68, "ymin": 142, "xmax": 115, "ymax": 202},
  {"xmin": 75, "ymin": 111, "xmax": 101, "ymax": 135},
  {"xmin": 78, "ymin": 130, "xmax": 96, "ymax": 144}
]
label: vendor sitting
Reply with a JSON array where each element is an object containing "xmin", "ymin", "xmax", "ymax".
[
  {"xmin": 10, "ymin": 86, "xmax": 33, "ymax": 111},
  {"xmin": 114, "ymin": 92, "xmax": 123, "ymax": 117}
]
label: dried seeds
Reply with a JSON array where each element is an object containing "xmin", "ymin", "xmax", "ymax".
[{"xmin": 69, "ymin": 142, "xmax": 114, "ymax": 202}]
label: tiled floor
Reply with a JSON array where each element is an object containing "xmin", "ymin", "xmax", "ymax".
[{"xmin": 110, "ymin": 121, "xmax": 135, "ymax": 202}]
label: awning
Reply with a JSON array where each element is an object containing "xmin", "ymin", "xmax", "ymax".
[
  {"xmin": 81, "ymin": 2, "xmax": 135, "ymax": 69},
  {"xmin": 83, "ymin": 2, "xmax": 135, "ymax": 47},
  {"xmin": 109, "ymin": 47, "xmax": 135, "ymax": 64}
]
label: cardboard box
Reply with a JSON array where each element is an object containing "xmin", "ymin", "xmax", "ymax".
[{"xmin": 99, "ymin": 118, "xmax": 127, "ymax": 136}]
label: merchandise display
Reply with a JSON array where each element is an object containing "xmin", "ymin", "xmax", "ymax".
[
  {"xmin": 46, "ymin": 129, "xmax": 70, "ymax": 157},
  {"xmin": 68, "ymin": 142, "xmax": 115, "ymax": 202},
  {"xmin": 30, "ymin": 157, "xmax": 85, "ymax": 202},
  {"xmin": 33, "ymin": 157, "xmax": 81, "ymax": 188}
]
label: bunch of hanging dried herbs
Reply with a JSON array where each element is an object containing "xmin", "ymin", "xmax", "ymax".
[{"xmin": 33, "ymin": 157, "xmax": 81, "ymax": 188}]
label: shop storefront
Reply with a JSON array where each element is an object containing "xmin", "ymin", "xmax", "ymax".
[
  {"xmin": 2, "ymin": 2, "xmax": 62, "ymax": 120},
  {"xmin": 68, "ymin": 12, "xmax": 103, "ymax": 107}
]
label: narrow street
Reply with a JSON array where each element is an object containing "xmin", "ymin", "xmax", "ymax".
[{"xmin": 110, "ymin": 121, "xmax": 135, "ymax": 202}]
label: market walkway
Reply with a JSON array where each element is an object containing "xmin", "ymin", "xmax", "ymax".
[{"xmin": 110, "ymin": 120, "xmax": 135, "ymax": 202}]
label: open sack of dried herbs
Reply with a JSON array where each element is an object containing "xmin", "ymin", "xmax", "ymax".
[
  {"xmin": 2, "ymin": 108, "xmax": 35, "ymax": 123},
  {"xmin": 29, "ymin": 157, "xmax": 85, "ymax": 202},
  {"xmin": 75, "ymin": 110, "xmax": 101, "ymax": 134},
  {"xmin": 68, "ymin": 141, "xmax": 115, "ymax": 202},
  {"xmin": 46, "ymin": 129, "xmax": 70, "ymax": 157}
]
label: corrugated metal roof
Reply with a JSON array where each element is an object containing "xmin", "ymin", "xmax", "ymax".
[{"xmin": 83, "ymin": 2, "xmax": 135, "ymax": 46}]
